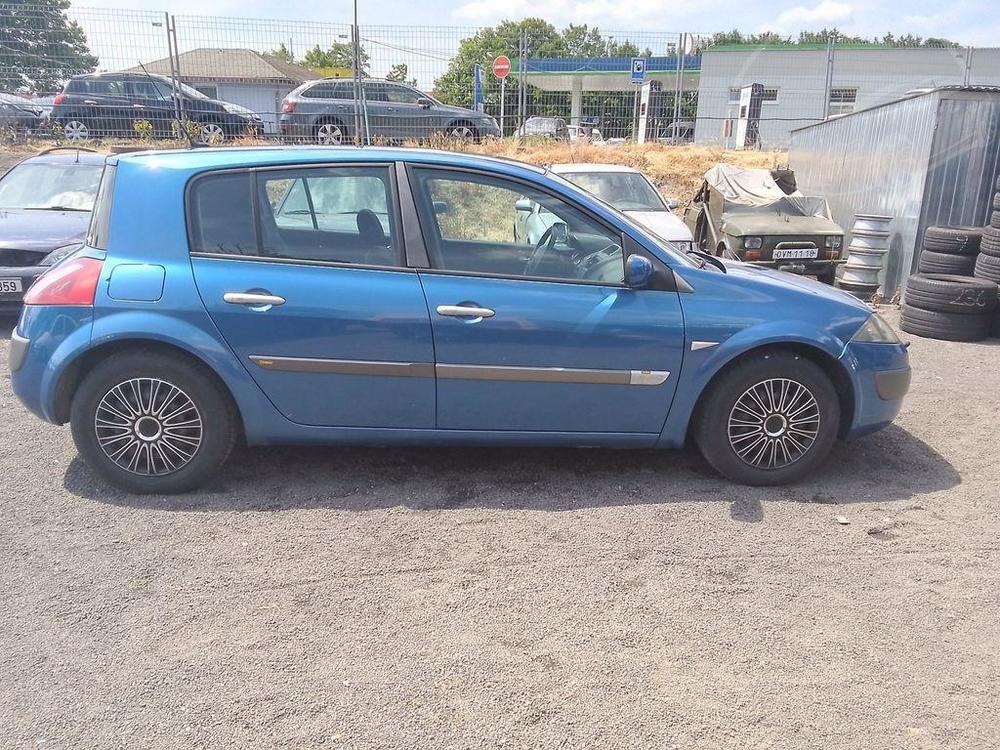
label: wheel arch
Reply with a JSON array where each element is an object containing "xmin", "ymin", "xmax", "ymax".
[
  {"xmin": 52, "ymin": 338, "xmax": 245, "ymax": 439},
  {"xmin": 688, "ymin": 341, "xmax": 855, "ymax": 441}
]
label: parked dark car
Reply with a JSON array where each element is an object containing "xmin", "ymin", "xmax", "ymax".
[
  {"xmin": 50, "ymin": 72, "xmax": 262, "ymax": 143},
  {"xmin": 0, "ymin": 148, "xmax": 105, "ymax": 311},
  {"xmin": 0, "ymin": 93, "xmax": 46, "ymax": 134},
  {"xmin": 279, "ymin": 78, "xmax": 500, "ymax": 145},
  {"xmin": 516, "ymin": 116, "xmax": 570, "ymax": 141}
]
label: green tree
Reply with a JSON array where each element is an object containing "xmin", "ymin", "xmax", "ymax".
[
  {"xmin": 269, "ymin": 42, "xmax": 294, "ymax": 63},
  {"xmin": 386, "ymin": 63, "xmax": 416, "ymax": 86},
  {"xmin": 301, "ymin": 41, "xmax": 369, "ymax": 74},
  {"xmin": 0, "ymin": 0, "xmax": 97, "ymax": 91}
]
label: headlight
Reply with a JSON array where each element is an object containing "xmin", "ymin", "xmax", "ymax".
[
  {"xmin": 826, "ymin": 236, "xmax": 842, "ymax": 248},
  {"xmin": 41, "ymin": 242, "xmax": 83, "ymax": 267},
  {"xmin": 744, "ymin": 236, "xmax": 763, "ymax": 249},
  {"xmin": 851, "ymin": 313, "xmax": 900, "ymax": 344}
]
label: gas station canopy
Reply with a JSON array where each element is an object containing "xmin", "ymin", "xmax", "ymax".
[{"xmin": 520, "ymin": 55, "xmax": 701, "ymax": 93}]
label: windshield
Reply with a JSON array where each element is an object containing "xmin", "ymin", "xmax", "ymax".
[
  {"xmin": 523, "ymin": 118, "xmax": 560, "ymax": 133},
  {"xmin": 0, "ymin": 162, "xmax": 103, "ymax": 210},
  {"xmin": 560, "ymin": 171, "xmax": 667, "ymax": 212}
]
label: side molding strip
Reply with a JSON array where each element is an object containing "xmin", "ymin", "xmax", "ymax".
[
  {"xmin": 251, "ymin": 356, "xmax": 670, "ymax": 386},
  {"xmin": 250, "ymin": 355, "xmax": 434, "ymax": 378}
]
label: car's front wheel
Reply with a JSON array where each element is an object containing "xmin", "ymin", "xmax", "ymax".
[
  {"xmin": 61, "ymin": 118, "xmax": 90, "ymax": 142},
  {"xmin": 70, "ymin": 350, "xmax": 238, "ymax": 494},
  {"xmin": 693, "ymin": 350, "xmax": 840, "ymax": 485}
]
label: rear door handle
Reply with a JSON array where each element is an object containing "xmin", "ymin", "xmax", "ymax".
[
  {"xmin": 436, "ymin": 304, "xmax": 495, "ymax": 318},
  {"xmin": 223, "ymin": 292, "xmax": 286, "ymax": 306}
]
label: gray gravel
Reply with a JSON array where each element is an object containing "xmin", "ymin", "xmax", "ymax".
[{"xmin": 1, "ymin": 307, "xmax": 998, "ymax": 749}]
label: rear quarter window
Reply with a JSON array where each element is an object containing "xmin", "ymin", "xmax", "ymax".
[
  {"xmin": 86, "ymin": 163, "xmax": 116, "ymax": 250},
  {"xmin": 188, "ymin": 172, "xmax": 257, "ymax": 255}
]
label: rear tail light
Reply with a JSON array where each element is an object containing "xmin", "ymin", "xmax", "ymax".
[
  {"xmin": 825, "ymin": 250, "xmax": 840, "ymax": 259},
  {"xmin": 743, "ymin": 250, "xmax": 762, "ymax": 261},
  {"xmin": 53, "ymin": 93, "xmax": 65, "ymax": 105},
  {"xmin": 23, "ymin": 256, "xmax": 103, "ymax": 306},
  {"xmin": 281, "ymin": 99, "xmax": 295, "ymax": 113}
]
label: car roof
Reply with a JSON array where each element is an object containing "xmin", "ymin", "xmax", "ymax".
[
  {"xmin": 16, "ymin": 149, "xmax": 107, "ymax": 166},
  {"xmin": 112, "ymin": 146, "xmax": 546, "ymax": 175},
  {"xmin": 548, "ymin": 163, "xmax": 641, "ymax": 174}
]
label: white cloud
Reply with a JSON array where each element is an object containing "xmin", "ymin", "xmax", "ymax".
[{"xmin": 775, "ymin": 0, "xmax": 854, "ymax": 30}]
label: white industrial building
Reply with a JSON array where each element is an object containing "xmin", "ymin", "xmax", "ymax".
[{"xmin": 693, "ymin": 45, "xmax": 1000, "ymax": 148}]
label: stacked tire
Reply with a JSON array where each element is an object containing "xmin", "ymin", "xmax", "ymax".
[
  {"xmin": 916, "ymin": 226, "xmax": 982, "ymax": 275},
  {"xmin": 901, "ymin": 274, "xmax": 998, "ymax": 341},
  {"xmin": 973, "ymin": 179, "xmax": 1000, "ymax": 334}
]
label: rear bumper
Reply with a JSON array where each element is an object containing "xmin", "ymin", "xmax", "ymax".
[
  {"xmin": 839, "ymin": 341, "xmax": 911, "ymax": 439},
  {"xmin": 0, "ymin": 265, "xmax": 44, "ymax": 311}
]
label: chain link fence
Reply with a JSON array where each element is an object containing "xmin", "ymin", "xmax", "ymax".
[{"xmin": 1, "ymin": 4, "xmax": 997, "ymax": 148}]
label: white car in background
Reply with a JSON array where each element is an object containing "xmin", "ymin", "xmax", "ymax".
[
  {"xmin": 567, "ymin": 125, "xmax": 607, "ymax": 146},
  {"xmin": 515, "ymin": 163, "xmax": 693, "ymax": 245}
]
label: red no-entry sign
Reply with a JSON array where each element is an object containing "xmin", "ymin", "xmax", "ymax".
[{"xmin": 492, "ymin": 55, "xmax": 511, "ymax": 79}]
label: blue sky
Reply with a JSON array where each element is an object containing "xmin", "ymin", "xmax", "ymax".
[{"xmin": 71, "ymin": 0, "xmax": 999, "ymax": 46}]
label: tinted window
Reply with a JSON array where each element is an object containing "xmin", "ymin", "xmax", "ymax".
[
  {"xmin": 363, "ymin": 83, "xmax": 387, "ymax": 102},
  {"xmin": 188, "ymin": 172, "xmax": 257, "ymax": 255},
  {"xmin": 69, "ymin": 78, "xmax": 125, "ymax": 97},
  {"xmin": 412, "ymin": 168, "xmax": 624, "ymax": 284},
  {"xmin": 128, "ymin": 78, "xmax": 172, "ymax": 99},
  {"xmin": 87, "ymin": 164, "xmax": 115, "ymax": 249},
  {"xmin": 258, "ymin": 166, "xmax": 399, "ymax": 266},
  {"xmin": 384, "ymin": 85, "xmax": 422, "ymax": 104},
  {"xmin": 301, "ymin": 81, "xmax": 350, "ymax": 100}
]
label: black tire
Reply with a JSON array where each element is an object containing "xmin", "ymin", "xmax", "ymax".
[
  {"xmin": 693, "ymin": 350, "xmax": 840, "ymax": 486},
  {"xmin": 974, "ymin": 252, "xmax": 1000, "ymax": 283},
  {"xmin": 900, "ymin": 304, "xmax": 991, "ymax": 342},
  {"xmin": 982, "ymin": 227, "xmax": 1000, "ymax": 258},
  {"xmin": 922, "ymin": 226, "xmax": 982, "ymax": 255},
  {"xmin": 916, "ymin": 249, "xmax": 976, "ymax": 275},
  {"xmin": 991, "ymin": 211, "xmax": 1000, "ymax": 229},
  {"xmin": 446, "ymin": 121, "xmax": 479, "ymax": 142},
  {"xmin": 70, "ymin": 350, "xmax": 238, "ymax": 494},
  {"xmin": 993, "ymin": 193, "xmax": 1000, "ymax": 210},
  {"xmin": 903, "ymin": 273, "xmax": 998, "ymax": 315},
  {"xmin": 314, "ymin": 118, "xmax": 349, "ymax": 145}
]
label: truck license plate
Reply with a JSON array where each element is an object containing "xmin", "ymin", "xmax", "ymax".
[{"xmin": 773, "ymin": 248, "xmax": 818, "ymax": 260}]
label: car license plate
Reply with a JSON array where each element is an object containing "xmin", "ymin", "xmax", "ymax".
[
  {"xmin": 0, "ymin": 278, "xmax": 24, "ymax": 295},
  {"xmin": 773, "ymin": 248, "xmax": 818, "ymax": 260}
]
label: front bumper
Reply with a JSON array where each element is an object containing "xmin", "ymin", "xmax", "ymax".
[
  {"xmin": 746, "ymin": 258, "xmax": 845, "ymax": 277},
  {"xmin": 840, "ymin": 340, "xmax": 911, "ymax": 439},
  {"xmin": 0, "ymin": 265, "xmax": 44, "ymax": 311}
]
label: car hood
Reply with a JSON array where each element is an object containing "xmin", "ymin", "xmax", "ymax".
[
  {"xmin": 722, "ymin": 212, "xmax": 842, "ymax": 236},
  {"xmin": 722, "ymin": 258, "xmax": 868, "ymax": 308},
  {"xmin": 435, "ymin": 102, "xmax": 493, "ymax": 119},
  {"xmin": 0, "ymin": 208, "xmax": 90, "ymax": 252},
  {"xmin": 624, "ymin": 210, "xmax": 693, "ymax": 242}
]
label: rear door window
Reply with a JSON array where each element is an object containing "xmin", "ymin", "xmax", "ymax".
[{"xmin": 188, "ymin": 171, "xmax": 258, "ymax": 255}]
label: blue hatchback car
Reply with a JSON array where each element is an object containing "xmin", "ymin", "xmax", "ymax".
[{"xmin": 9, "ymin": 147, "xmax": 910, "ymax": 494}]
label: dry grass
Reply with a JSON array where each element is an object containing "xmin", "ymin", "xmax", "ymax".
[{"xmin": 1, "ymin": 136, "xmax": 785, "ymax": 203}]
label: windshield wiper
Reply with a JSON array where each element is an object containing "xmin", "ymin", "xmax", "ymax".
[
  {"xmin": 687, "ymin": 249, "xmax": 727, "ymax": 272},
  {"xmin": 26, "ymin": 205, "xmax": 90, "ymax": 212}
]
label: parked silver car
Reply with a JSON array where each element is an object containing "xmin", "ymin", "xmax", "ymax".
[{"xmin": 279, "ymin": 78, "xmax": 500, "ymax": 144}]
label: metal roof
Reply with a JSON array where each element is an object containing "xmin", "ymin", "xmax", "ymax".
[{"xmin": 127, "ymin": 48, "xmax": 319, "ymax": 85}]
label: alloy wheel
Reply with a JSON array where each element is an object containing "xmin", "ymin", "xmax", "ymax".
[
  {"xmin": 317, "ymin": 123, "xmax": 345, "ymax": 145},
  {"xmin": 448, "ymin": 125, "xmax": 475, "ymax": 140},
  {"xmin": 94, "ymin": 378, "xmax": 204, "ymax": 476},
  {"xmin": 727, "ymin": 377, "xmax": 820, "ymax": 469},
  {"xmin": 199, "ymin": 121, "xmax": 226, "ymax": 144},
  {"xmin": 63, "ymin": 120, "xmax": 89, "ymax": 141}
]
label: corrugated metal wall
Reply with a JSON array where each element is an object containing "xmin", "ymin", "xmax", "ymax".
[{"xmin": 789, "ymin": 93, "xmax": 940, "ymax": 294}]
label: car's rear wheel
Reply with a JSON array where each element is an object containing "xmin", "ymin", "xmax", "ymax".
[
  {"xmin": 693, "ymin": 350, "xmax": 840, "ymax": 485},
  {"xmin": 316, "ymin": 120, "xmax": 347, "ymax": 145},
  {"xmin": 70, "ymin": 351, "xmax": 238, "ymax": 494},
  {"xmin": 61, "ymin": 118, "xmax": 90, "ymax": 142}
]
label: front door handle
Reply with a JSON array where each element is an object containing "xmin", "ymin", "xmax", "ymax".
[
  {"xmin": 224, "ymin": 292, "xmax": 286, "ymax": 306},
  {"xmin": 436, "ymin": 304, "xmax": 495, "ymax": 318}
]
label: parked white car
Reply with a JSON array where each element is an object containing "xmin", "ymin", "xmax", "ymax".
[
  {"xmin": 514, "ymin": 163, "xmax": 692, "ymax": 245},
  {"xmin": 567, "ymin": 125, "xmax": 607, "ymax": 146}
]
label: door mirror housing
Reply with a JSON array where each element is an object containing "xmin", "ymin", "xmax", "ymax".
[
  {"xmin": 550, "ymin": 221, "xmax": 569, "ymax": 245},
  {"xmin": 432, "ymin": 200, "xmax": 450, "ymax": 215},
  {"xmin": 417, "ymin": 97, "xmax": 433, "ymax": 109},
  {"xmin": 665, "ymin": 197, "xmax": 680, "ymax": 210},
  {"xmin": 625, "ymin": 254, "xmax": 654, "ymax": 289},
  {"xmin": 514, "ymin": 198, "xmax": 533, "ymax": 212}
]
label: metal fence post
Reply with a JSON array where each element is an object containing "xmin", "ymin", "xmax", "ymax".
[
  {"xmin": 822, "ymin": 36, "xmax": 834, "ymax": 120},
  {"xmin": 165, "ymin": 13, "xmax": 184, "ymax": 126}
]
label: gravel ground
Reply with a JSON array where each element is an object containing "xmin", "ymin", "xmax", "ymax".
[{"xmin": 1, "ymin": 307, "xmax": 998, "ymax": 750}]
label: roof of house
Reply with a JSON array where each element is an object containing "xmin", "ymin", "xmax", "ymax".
[{"xmin": 128, "ymin": 48, "xmax": 319, "ymax": 85}]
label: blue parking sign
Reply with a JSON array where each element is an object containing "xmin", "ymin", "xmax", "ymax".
[{"xmin": 630, "ymin": 57, "xmax": 646, "ymax": 84}]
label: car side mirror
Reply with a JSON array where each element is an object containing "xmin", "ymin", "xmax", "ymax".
[
  {"xmin": 665, "ymin": 198, "xmax": 680, "ymax": 210},
  {"xmin": 514, "ymin": 198, "xmax": 533, "ymax": 212},
  {"xmin": 625, "ymin": 254, "xmax": 654, "ymax": 289},
  {"xmin": 417, "ymin": 97, "xmax": 433, "ymax": 109},
  {"xmin": 550, "ymin": 221, "xmax": 569, "ymax": 245},
  {"xmin": 433, "ymin": 200, "xmax": 450, "ymax": 215}
]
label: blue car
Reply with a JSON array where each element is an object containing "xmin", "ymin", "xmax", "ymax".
[
  {"xmin": 9, "ymin": 147, "xmax": 911, "ymax": 494},
  {"xmin": 0, "ymin": 148, "xmax": 106, "ymax": 312}
]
